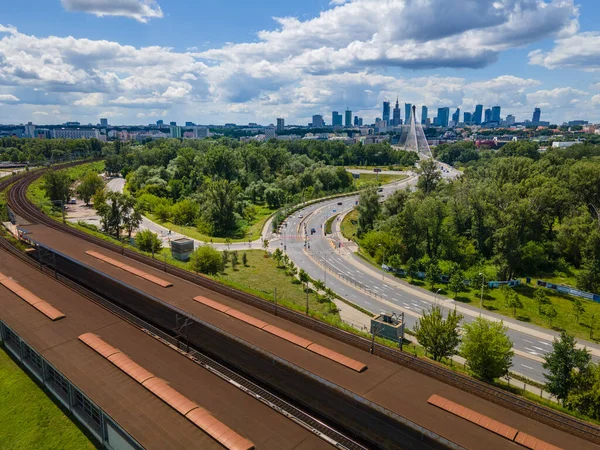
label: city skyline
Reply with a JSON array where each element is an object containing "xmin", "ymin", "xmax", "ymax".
[{"xmin": 0, "ymin": 1, "xmax": 600, "ymax": 126}]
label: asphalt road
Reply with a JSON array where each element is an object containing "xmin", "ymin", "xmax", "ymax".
[{"xmin": 278, "ymin": 167, "xmax": 600, "ymax": 383}]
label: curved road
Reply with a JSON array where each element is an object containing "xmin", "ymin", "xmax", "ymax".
[{"xmin": 278, "ymin": 167, "xmax": 600, "ymax": 384}]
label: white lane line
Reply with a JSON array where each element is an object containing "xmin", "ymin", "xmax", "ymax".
[
  {"xmin": 532, "ymin": 346, "xmax": 547, "ymax": 352},
  {"xmin": 521, "ymin": 364, "xmax": 534, "ymax": 370},
  {"xmin": 538, "ymin": 341, "xmax": 552, "ymax": 347},
  {"xmin": 525, "ymin": 347, "xmax": 541, "ymax": 355}
]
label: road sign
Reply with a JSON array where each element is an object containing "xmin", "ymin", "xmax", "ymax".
[{"xmin": 374, "ymin": 168, "xmax": 382, "ymax": 173}]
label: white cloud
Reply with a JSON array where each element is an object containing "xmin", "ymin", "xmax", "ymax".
[
  {"xmin": 32, "ymin": 111, "xmax": 49, "ymax": 116},
  {"xmin": 529, "ymin": 32, "xmax": 600, "ymax": 70},
  {"xmin": 61, "ymin": 0, "xmax": 163, "ymax": 23},
  {"xmin": 74, "ymin": 93, "xmax": 103, "ymax": 106},
  {"xmin": 0, "ymin": 94, "xmax": 19, "ymax": 103}
]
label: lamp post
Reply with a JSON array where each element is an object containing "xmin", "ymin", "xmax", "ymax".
[
  {"xmin": 479, "ymin": 272, "xmax": 485, "ymax": 314},
  {"xmin": 435, "ymin": 288, "xmax": 441, "ymax": 306},
  {"xmin": 378, "ymin": 244, "xmax": 386, "ymax": 281}
]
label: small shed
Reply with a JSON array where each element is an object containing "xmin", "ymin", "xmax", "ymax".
[{"xmin": 171, "ymin": 238, "xmax": 194, "ymax": 261}]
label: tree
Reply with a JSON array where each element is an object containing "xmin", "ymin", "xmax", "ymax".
[
  {"xmin": 299, "ymin": 269, "xmax": 309, "ymax": 291},
  {"xmin": 448, "ymin": 271, "xmax": 465, "ymax": 299},
  {"xmin": 231, "ymin": 251, "xmax": 239, "ymax": 270},
  {"xmin": 221, "ymin": 250, "xmax": 229, "ymax": 269},
  {"xmin": 76, "ymin": 172, "xmax": 104, "ymax": 205},
  {"xmin": 202, "ymin": 179, "xmax": 240, "ymax": 236},
  {"xmin": 242, "ymin": 252, "xmax": 248, "ymax": 267},
  {"xmin": 416, "ymin": 158, "xmax": 441, "ymax": 195},
  {"xmin": 357, "ymin": 186, "xmax": 380, "ymax": 236},
  {"xmin": 273, "ymin": 247, "xmax": 283, "ymax": 267},
  {"xmin": 97, "ymin": 191, "xmax": 123, "ymax": 238},
  {"xmin": 573, "ymin": 298, "xmax": 585, "ymax": 324},
  {"xmin": 533, "ymin": 288, "xmax": 551, "ymax": 314},
  {"xmin": 121, "ymin": 194, "xmax": 142, "ymax": 240},
  {"xmin": 136, "ymin": 230, "xmax": 162, "ymax": 253},
  {"xmin": 543, "ymin": 331, "xmax": 591, "ymax": 405},
  {"xmin": 42, "ymin": 170, "xmax": 72, "ymax": 205},
  {"xmin": 541, "ymin": 303, "xmax": 558, "ymax": 326},
  {"xmin": 413, "ymin": 306, "xmax": 463, "ymax": 361},
  {"xmin": 313, "ymin": 279, "xmax": 326, "ymax": 292},
  {"xmin": 406, "ymin": 257, "xmax": 418, "ymax": 281},
  {"xmin": 189, "ymin": 246, "xmax": 223, "ymax": 275},
  {"xmin": 425, "ymin": 261, "xmax": 441, "ymax": 290},
  {"xmin": 460, "ymin": 317, "xmax": 514, "ymax": 382},
  {"xmin": 505, "ymin": 289, "xmax": 523, "ymax": 317},
  {"xmin": 264, "ymin": 187, "xmax": 286, "ymax": 209}
]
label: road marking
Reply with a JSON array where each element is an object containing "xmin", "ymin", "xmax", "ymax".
[
  {"xmin": 520, "ymin": 364, "xmax": 534, "ymax": 370},
  {"xmin": 538, "ymin": 341, "xmax": 552, "ymax": 346}
]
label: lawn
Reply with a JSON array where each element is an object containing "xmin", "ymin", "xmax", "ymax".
[
  {"xmin": 341, "ymin": 209, "xmax": 359, "ymax": 241},
  {"xmin": 325, "ymin": 214, "xmax": 338, "ymax": 235},
  {"xmin": 147, "ymin": 203, "xmax": 275, "ymax": 244},
  {"xmin": 212, "ymin": 250, "xmax": 339, "ymax": 319},
  {"xmin": 355, "ymin": 173, "xmax": 408, "ymax": 188},
  {"xmin": 0, "ymin": 348, "xmax": 96, "ymax": 450}
]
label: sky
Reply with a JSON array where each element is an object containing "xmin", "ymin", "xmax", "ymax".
[{"xmin": 0, "ymin": 0, "xmax": 599, "ymax": 126}]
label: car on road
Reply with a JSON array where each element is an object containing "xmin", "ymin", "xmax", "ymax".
[
  {"xmin": 311, "ymin": 228, "xmax": 316, "ymax": 235},
  {"xmin": 337, "ymin": 201, "xmax": 343, "ymax": 205},
  {"xmin": 298, "ymin": 214, "xmax": 303, "ymax": 218},
  {"xmin": 378, "ymin": 188, "xmax": 383, "ymax": 192},
  {"xmin": 68, "ymin": 198, "xmax": 77, "ymax": 204}
]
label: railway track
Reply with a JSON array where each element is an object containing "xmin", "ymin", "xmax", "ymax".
[{"xmin": 5, "ymin": 163, "xmax": 600, "ymax": 446}]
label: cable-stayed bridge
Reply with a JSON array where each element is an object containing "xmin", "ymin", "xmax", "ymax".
[{"xmin": 397, "ymin": 105, "xmax": 433, "ymax": 159}]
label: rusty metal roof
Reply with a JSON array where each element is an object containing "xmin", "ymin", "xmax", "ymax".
[
  {"xmin": 0, "ymin": 271, "xmax": 65, "ymax": 321},
  {"xmin": 86, "ymin": 250, "xmax": 173, "ymax": 288},
  {"xmin": 428, "ymin": 394, "xmax": 563, "ymax": 450},
  {"xmin": 79, "ymin": 333, "xmax": 254, "ymax": 450}
]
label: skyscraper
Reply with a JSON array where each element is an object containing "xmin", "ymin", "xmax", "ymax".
[
  {"xmin": 506, "ymin": 115, "xmax": 515, "ymax": 126},
  {"xmin": 405, "ymin": 103, "xmax": 412, "ymax": 125},
  {"xmin": 492, "ymin": 106, "xmax": 501, "ymax": 123},
  {"xmin": 345, "ymin": 109, "xmax": 352, "ymax": 127},
  {"xmin": 452, "ymin": 108, "xmax": 460, "ymax": 125},
  {"xmin": 312, "ymin": 115, "xmax": 324, "ymax": 128},
  {"xmin": 100, "ymin": 118, "xmax": 108, "ymax": 127},
  {"xmin": 532, "ymin": 108, "xmax": 541, "ymax": 123},
  {"xmin": 354, "ymin": 116, "xmax": 359, "ymax": 126},
  {"xmin": 421, "ymin": 106, "xmax": 428, "ymax": 125},
  {"xmin": 277, "ymin": 118, "xmax": 285, "ymax": 132},
  {"xmin": 463, "ymin": 112, "xmax": 472, "ymax": 125},
  {"xmin": 437, "ymin": 107, "xmax": 450, "ymax": 127},
  {"xmin": 332, "ymin": 111, "xmax": 343, "ymax": 127},
  {"xmin": 484, "ymin": 108, "xmax": 492, "ymax": 123},
  {"xmin": 382, "ymin": 101, "xmax": 390, "ymax": 125},
  {"xmin": 473, "ymin": 105, "xmax": 483, "ymax": 125},
  {"xmin": 393, "ymin": 98, "xmax": 401, "ymax": 126},
  {"xmin": 156, "ymin": 120, "xmax": 164, "ymax": 127}
]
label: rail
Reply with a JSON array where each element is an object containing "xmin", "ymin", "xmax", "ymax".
[{"xmin": 5, "ymin": 164, "xmax": 600, "ymax": 446}]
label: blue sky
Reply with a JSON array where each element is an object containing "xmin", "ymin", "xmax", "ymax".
[{"xmin": 1, "ymin": 0, "xmax": 599, "ymax": 126}]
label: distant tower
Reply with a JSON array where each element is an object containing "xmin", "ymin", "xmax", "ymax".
[
  {"xmin": 392, "ymin": 98, "xmax": 401, "ymax": 126},
  {"xmin": 532, "ymin": 108, "xmax": 541, "ymax": 124},
  {"xmin": 411, "ymin": 105, "xmax": 417, "ymax": 125},
  {"xmin": 276, "ymin": 118, "xmax": 285, "ymax": 132},
  {"xmin": 421, "ymin": 106, "xmax": 428, "ymax": 125},
  {"xmin": 405, "ymin": 103, "xmax": 412, "ymax": 125},
  {"xmin": 382, "ymin": 101, "xmax": 391, "ymax": 125},
  {"xmin": 345, "ymin": 109, "xmax": 352, "ymax": 127}
]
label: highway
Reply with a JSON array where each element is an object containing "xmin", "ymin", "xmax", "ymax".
[{"xmin": 278, "ymin": 167, "xmax": 600, "ymax": 384}]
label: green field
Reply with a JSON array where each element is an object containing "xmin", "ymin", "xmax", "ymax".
[
  {"xmin": 147, "ymin": 202, "xmax": 275, "ymax": 244},
  {"xmin": 341, "ymin": 209, "xmax": 359, "ymax": 241},
  {"xmin": 0, "ymin": 348, "xmax": 96, "ymax": 450},
  {"xmin": 355, "ymin": 173, "xmax": 407, "ymax": 188}
]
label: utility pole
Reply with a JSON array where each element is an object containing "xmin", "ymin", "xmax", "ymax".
[
  {"xmin": 479, "ymin": 273, "xmax": 485, "ymax": 314},
  {"xmin": 305, "ymin": 281, "xmax": 309, "ymax": 315},
  {"xmin": 274, "ymin": 287, "xmax": 277, "ymax": 316}
]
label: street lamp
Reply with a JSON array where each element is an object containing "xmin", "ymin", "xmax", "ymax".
[
  {"xmin": 435, "ymin": 288, "xmax": 441, "ymax": 306},
  {"xmin": 479, "ymin": 272, "xmax": 485, "ymax": 314},
  {"xmin": 378, "ymin": 244, "xmax": 386, "ymax": 281}
]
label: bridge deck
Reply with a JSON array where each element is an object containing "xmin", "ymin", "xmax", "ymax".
[{"xmin": 20, "ymin": 223, "xmax": 600, "ymax": 450}]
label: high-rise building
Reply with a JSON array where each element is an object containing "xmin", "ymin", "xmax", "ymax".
[
  {"xmin": 156, "ymin": 120, "xmax": 164, "ymax": 127},
  {"xmin": 463, "ymin": 112, "xmax": 472, "ymax": 125},
  {"xmin": 452, "ymin": 108, "xmax": 460, "ymax": 125},
  {"xmin": 100, "ymin": 118, "xmax": 108, "ymax": 127},
  {"xmin": 492, "ymin": 106, "xmax": 501, "ymax": 123},
  {"xmin": 312, "ymin": 115, "xmax": 324, "ymax": 128},
  {"xmin": 484, "ymin": 108, "xmax": 492, "ymax": 124},
  {"xmin": 332, "ymin": 111, "xmax": 343, "ymax": 127},
  {"xmin": 170, "ymin": 126, "xmax": 182, "ymax": 138},
  {"xmin": 405, "ymin": 103, "xmax": 412, "ymax": 125},
  {"xmin": 354, "ymin": 116, "xmax": 360, "ymax": 126},
  {"xmin": 506, "ymin": 115, "xmax": 516, "ymax": 126},
  {"xmin": 382, "ymin": 101, "xmax": 391, "ymax": 125},
  {"xmin": 392, "ymin": 98, "xmax": 401, "ymax": 126},
  {"xmin": 345, "ymin": 109, "xmax": 352, "ymax": 127},
  {"xmin": 358, "ymin": 118, "xmax": 363, "ymax": 126},
  {"xmin": 24, "ymin": 122, "xmax": 36, "ymax": 138},
  {"xmin": 532, "ymin": 108, "xmax": 541, "ymax": 123},
  {"xmin": 265, "ymin": 127, "xmax": 276, "ymax": 139},
  {"xmin": 169, "ymin": 121, "xmax": 177, "ymax": 126},
  {"xmin": 421, "ymin": 106, "xmax": 428, "ymax": 125},
  {"xmin": 276, "ymin": 118, "xmax": 285, "ymax": 132},
  {"xmin": 473, "ymin": 105, "xmax": 483, "ymax": 125},
  {"xmin": 437, "ymin": 107, "xmax": 450, "ymax": 127},
  {"xmin": 185, "ymin": 122, "xmax": 196, "ymax": 127}
]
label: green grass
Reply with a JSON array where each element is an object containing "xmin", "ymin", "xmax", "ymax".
[
  {"xmin": 355, "ymin": 173, "xmax": 407, "ymax": 188},
  {"xmin": 345, "ymin": 165, "xmax": 411, "ymax": 171},
  {"xmin": 147, "ymin": 203, "xmax": 276, "ymax": 243},
  {"xmin": 0, "ymin": 348, "xmax": 97, "ymax": 450},
  {"xmin": 324, "ymin": 214, "xmax": 338, "ymax": 235},
  {"xmin": 341, "ymin": 209, "xmax": 359, "ymax": 241}
]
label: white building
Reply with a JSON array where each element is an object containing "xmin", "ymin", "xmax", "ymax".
[
  {"xmin": 193, "ymin": 126, "xmax": 209, "ymax": 139},
  {"xmin": 24, "ymin": 122, "xmax": 36, "ymax": 138},
  {"xmin": 52, "ymin": 128, "xmax": 100, "ymax": 139},
  {"xmin": 552, "ymin": 141, "xmax": 579, "ymax": 148}
]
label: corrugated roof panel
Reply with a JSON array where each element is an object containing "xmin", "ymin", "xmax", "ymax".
[
  {"xmin": 193, "ymin": 296, "xmax": 232, "ymax": 314},
  {"xmin": 78, "ymin": 333, "xmax": 255, "ymax": 450},
  {"xmin": 515, "ymin": 432, "xmax": 563, "ymax": 450},
  {"xmin": 307, "ymin": 343, "xmax": 368, "ymax": 373},
  {"xmin": 262, "ymin": 325, "xmax": 313, "ymax": 348},
  {"xmin": 226, "ymin": 309, "xmax": 269, "ymax": 329},
  {"xmin": 85, "ymin": 250, "xmax": 173, "ymax": 288},
  {"xmin": 79, "ymin": 333, "xmax": 121, "ymax": 358},
  {"xmin": 0, "ymin": 272, "xmax": 66, "ymax": 322},
  {"xmin": 143, "ymin": 378, "xmax": 199, "ymax": 416},
  {"xmin": 428, "ymin": 395, "xmax": 551, "ymax": 448}
]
